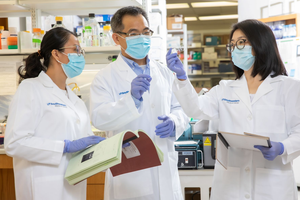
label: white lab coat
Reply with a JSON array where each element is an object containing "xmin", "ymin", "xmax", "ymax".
[
  {"xmin": 90, "ymin": 55, "xmax": 189, "ymax": 200},
  {"xmin": 172, "ymin": 74, "xmax": 300, "ymax": 200},
  {"xmin": 4, "ymin": 71, "xmax": 93, "ymax": 200}
]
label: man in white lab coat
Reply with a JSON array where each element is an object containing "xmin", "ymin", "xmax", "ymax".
[{"xmin": 90, "ymin": 6, "xmax": 189, "ymax": 200}]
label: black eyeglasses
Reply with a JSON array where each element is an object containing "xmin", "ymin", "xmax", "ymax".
[
  {"xmin": 226, "ymin": 39, "xmax": 249, "ymax": 52},
  {"xmin": 59, "ymin": 44, "xmax": 85, "ymax": 56},
  {"xmin": 117, "ymin": 29, "xmax": 154, "ymax": 37}
]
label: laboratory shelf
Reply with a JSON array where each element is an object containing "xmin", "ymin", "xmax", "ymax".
[
  {"xmin": 84, "ymin": 46, "xmax": 120, "ymax": 53},
  {"xmin": 18, "ymin": 46, "xmax": 120, "ymax": 54},
  {"xmin": 167, "ymin": 29, "xmax": 185, "ymax": 34},
  {"xmin": 188, "ymin": 60, "xmax": 202, "ymax": 62},
  {"xmin": 0, "ymin": 49, "xmax": 20, "ymax": 54},
  {"xmin": 0, "ymin": 0, "xmax": 142, "ymax": 16},
  {"xmin": 188, "ymin": 45, "xmax": 227, "ymax": 49},
  {"xmin": 20, "ymin": 48, "xmax": 37, "ymax": 54},
  {"xmin": 202, "ymin": 58, "xmax": 231, "ymax": 61}
]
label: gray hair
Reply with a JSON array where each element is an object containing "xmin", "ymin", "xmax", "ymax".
[{"xmin": 111, "ymin": 6, "xmax": 149, "ymax": 33}]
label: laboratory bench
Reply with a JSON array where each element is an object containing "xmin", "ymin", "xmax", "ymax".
[{"xmin": 0, "ymin": 148, "xmax": 214, "ymax": 200}]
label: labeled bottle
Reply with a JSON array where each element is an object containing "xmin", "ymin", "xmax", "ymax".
[
  {"xmin": 20, "ymin": 31, "xmax": 33, "ymax": 49},
  {"xmin": 7, "ymin": 27, "xmax": 18, "ymax": 49},
  {"xmin": 1, "ymin": 31, "xmax": 9, "ymax": 49},
  {"xmin": 0, "ymin": 26, "xmax": 3, "ymax": 49},
  {"xmin": 32, "ymin": 28, "xmax": 42, "ymax": 49},
  {"xmin": 53, "ymin": 16, "xmax": 65, "ymax": 28},
  {"xmin": 85, "ymin": 13, "xmax": 100, "ymax": 46},
  {"xmin": 40, "ymin": 30, "xmax": 45, "ymax": 40},
  {"xmin": 103, "ymin": 24, "xmax": 113, "ymax": 46}
]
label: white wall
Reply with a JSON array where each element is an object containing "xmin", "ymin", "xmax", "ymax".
[{"xmin": 238, "ymin": 0, "xmax": 299, "ymax": 21}]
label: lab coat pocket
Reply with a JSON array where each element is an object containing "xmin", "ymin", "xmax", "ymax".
[
  {"xmin": 113, "ymin": 169, "xmax": 153, "ymax": 199},
  {"xmin": 33, "ymin": 175, "xmax": 64, "ymax": 200},
  {"xmin": 255, "ymin": 105, "xmax": 285, "ymax": 134},
  {"xmin": 254, "ymin": 168, "xmax": 294, "ymax": 200},
  {"xmin": 211, "ymin": 166, "xmax": 240, "ymax": 200}
]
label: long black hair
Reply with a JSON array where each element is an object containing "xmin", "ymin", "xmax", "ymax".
[
  {"xmin": 230, "ymin": 19, "xmax": 287, "ymax": 80},
  {"xmin": 18, "ymin": 27, "xmax": 76, "ymax": 82}
]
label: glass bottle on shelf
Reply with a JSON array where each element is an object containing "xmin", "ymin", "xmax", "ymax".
[
  {"xmin": 0, "ymin": 26, "xmax": 3, "ymax": 49},
  {"xmin": 53, "ymin": 16, "xmax": 65, "ymax": 28},
  {"xmin": 85, "ymin": 13, "xmax": 100, "ymax": 47},
  {"xmin": 32, "ymin": 28, "xmax": 42, "ymax": 49}
]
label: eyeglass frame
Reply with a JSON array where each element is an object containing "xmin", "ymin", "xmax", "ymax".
[
  {"xmin": 226, "ymin": 39, "xmax": 250, "ymax": 52},
  {"xmin": 116, "ymin": 29, "xmax": 154, "ymax": 37},
  {"xmin": 59, "ymin": 44, "xmax": 85, "ymax": 56}
]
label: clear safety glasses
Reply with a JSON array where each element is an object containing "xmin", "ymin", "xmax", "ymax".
[{"xmin": 60, "ymin": 44, "xmax": 85, "ymax": 56}]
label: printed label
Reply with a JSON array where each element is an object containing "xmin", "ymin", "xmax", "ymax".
[{"xmin": 122, "ymin": 141, "xmax": 141, "ymax": 159}]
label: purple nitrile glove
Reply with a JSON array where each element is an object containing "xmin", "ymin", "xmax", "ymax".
[
  {"xmin": 64, "ymin": 135, "xmax": 106, "ymax": 153},
  {"xmin": 131, "ymin": 74, "xmax": 152, "ymax": 100},
  {"xmin": 122, "ymin": 142, "xmax": 131, "ymax": 148},
  {"xmin": 254, "ymin": 141, "xmax": 284, "ymax": 161},
  {"xmin": 155, "ymin": 115, "xmax": 175, "ymax": 138},
  {"xmin": 166, "ymin": 48, "xmax": 187, "ymax": 80}
]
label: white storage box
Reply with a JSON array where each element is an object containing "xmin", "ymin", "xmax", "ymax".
[
  {"xmin": 204, "ymin": 47, "xmax": 215, "ymax": 53},
  {"xmin": 202, "ymin": 52, "xmax": 218, "ymax": 60}
]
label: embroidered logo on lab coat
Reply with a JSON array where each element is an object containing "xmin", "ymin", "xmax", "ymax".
[
  {"xmin": 119, "ymin": 91, "xmax": 129, "ymax": 95},
  {"xmin": 47, "ymin": 103, "xmax": 67, "ymax": 108},
  {"xmin": 222, "ymin": 98, "xmax": 240, "ymax": 104}
]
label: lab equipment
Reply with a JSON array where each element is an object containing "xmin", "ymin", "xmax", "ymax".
[
  {"xmin": 7, "ymin": 27, "xmax": 18, "ymax": 49},
  {"xmin": 254, "ymin": 141, "xmax": 284, "ymax": 161},
  {"xmin": 1, "ymin": 31, "xmax": 9, "ymax": 49},
  {"xmin": 130, "ymin": 74, "xmax": 151, "ymax": 99},
  {"xmin": 166, "ymin": 48, "xmax": 187, "ymax": 79},
  {"xmin": 53, "ymin": 16, "xmax": 65, "ymax": 28},
  {"xmin": 64, "ymin": 135, "xmax": 106, "ymax": 153},
  {"xmin": 202, "ymin": 134, "xmax": 216, "ymax": 169},
  {"xmin": 155, "ymin": 115, "xmax": 175, "ymax": 138},
  {"xmin": 32, "ymin": 28, "xmax": 42, "ymax": 49},
  {"xmin": 174, "ymin": 140, "xmax": 203, "ymax": 169}
]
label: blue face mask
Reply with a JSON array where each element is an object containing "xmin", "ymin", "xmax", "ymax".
[
  {"xmin": 120, "ymin": 35, "xmax": 151, "ymax": 59},
  {"xmin": 57, "ymin": 53, "xmax": 85, "ymax": 78},
  {"xmin": 231, "ymin": 45, "xmax": 255, "ymax": 71}
]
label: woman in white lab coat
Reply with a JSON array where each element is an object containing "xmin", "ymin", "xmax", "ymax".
[
  {"xmin": 166, "ymin": 19, "xmax": 300, "ymax": 200},
  {"xmin": 4, "ymin": 27, "xmax": 105, "ymax": 200}
]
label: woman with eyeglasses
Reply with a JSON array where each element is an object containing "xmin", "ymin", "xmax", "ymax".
[
  {"xmin": 166, "ymin": 19, "xmax": 300, "ymax": 200},
  {"xmin": 4, "ymin": 27, "xmax": 105, "ymax": 200}
]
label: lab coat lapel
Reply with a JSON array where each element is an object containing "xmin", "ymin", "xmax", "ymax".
[
  {"xmin": 229, "ymin": 74, "xmax": 252, "ymax": 113},
  {"xmin": 38, "ymin": 71, "xmax": 80, "ymax": 116},
  {"xmin": 251, "ymin": 75, "xmax": 281, "ymax": 105},
  {"xmin": 115, "ymin": 53, "xmax": 137, "ymax": 83}
]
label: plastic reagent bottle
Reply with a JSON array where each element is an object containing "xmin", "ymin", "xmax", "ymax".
[
  {"xmin": 53, "ymin": 16, "xmax": 66, "ymax": 28},
  {"xmin": 0, "ymin": 26, "xmax": 4, "ymax": 49},
  {"xmin": 7, "ymin": 27, "xmax": 18, "ymax": 49},
  {"xmin": 85, "ymin": 13, "xmax": 100, "ymax": 46},
  {"xmin": 32, "ymin": 28, "xmax": 42, "ymax": 49},
  {"xmin": 1, "ymin": 31, "xmax": 9, "ymax": 49}
]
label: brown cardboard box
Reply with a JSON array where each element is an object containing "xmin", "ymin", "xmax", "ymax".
[{"xmin": 167, "ymin": 15, "xmax": 183, "ymax": 30}]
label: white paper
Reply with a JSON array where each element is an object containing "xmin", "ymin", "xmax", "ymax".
[
  {"xmin": 216, "ymin": 135, "xmax": 228, "ymax": 169},
  {"xmin": 0, "ymin": 62, "xmax": 18, "ymax": 95},
  {"xmin": 175, "ymin": 17, "xmax": 183, "ymax": 22},
  {"xmin": 122, "ymin": 141, "xmax": 141, "ymax": 159},
  {"xmin": 172, "ymin": 24, "xmax": 182, "ymax": 29}
]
